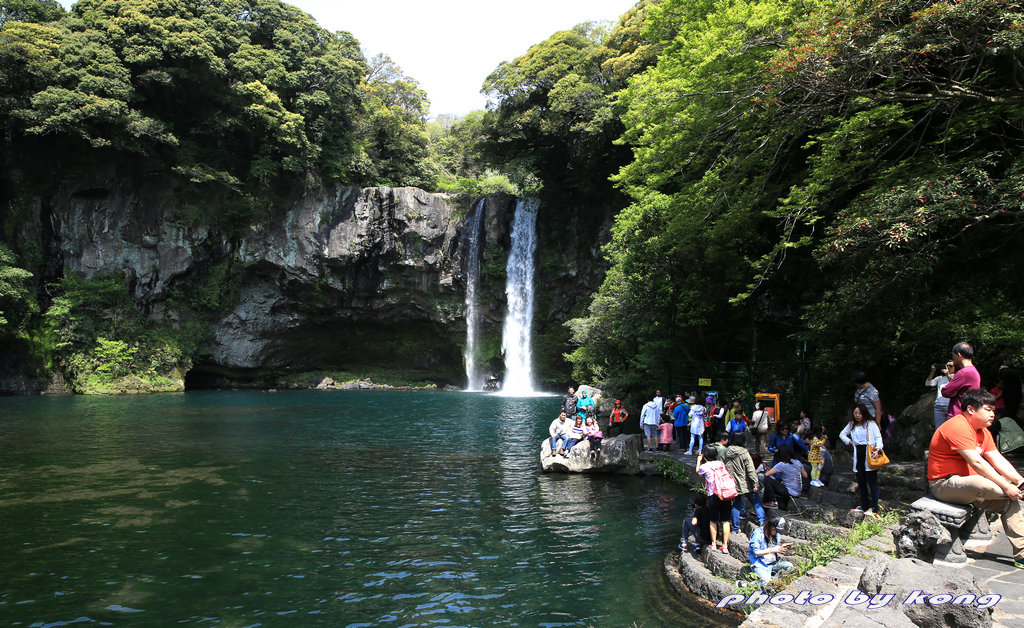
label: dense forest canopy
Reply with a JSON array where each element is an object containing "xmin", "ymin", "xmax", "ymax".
[
  {"xmin": 559, "ymin": 0, "xmax": 1024, "ymax": 414},
  {"xmin": 2, "ymin": 0, "xmax": 1024, "ymax": 419}
]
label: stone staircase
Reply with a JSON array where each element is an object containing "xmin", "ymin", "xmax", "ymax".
[{"xmin": 666, "ymin": 478, "xmax": 905, "ymax": 623}]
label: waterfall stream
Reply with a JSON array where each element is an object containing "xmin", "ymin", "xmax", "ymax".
[
  {"xmin": 500, "ymin": 198, "xmax": 539, "ymax": 395},
  {"xmin": 463, "ymin": 198, "xmax": 485, "ymax": 391}
]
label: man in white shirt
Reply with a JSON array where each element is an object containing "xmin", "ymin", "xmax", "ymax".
[{"xmin": 640, "ymin": 395, "xmax": 661, "ymax": 452}]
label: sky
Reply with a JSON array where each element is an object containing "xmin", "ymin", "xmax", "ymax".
[
  {"xmin": 58, "ymin": 0, "xmax": 639, "ymax": 118},
  {"xmin": 290, "ymin": 0, "xmax": 638, "ymax": 117}
]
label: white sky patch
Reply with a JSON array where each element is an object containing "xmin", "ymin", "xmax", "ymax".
[
  {"xmin": 293, "ymin": 0, "xmax": 638, "ymax": 117},
  {"xmin": 59, "ymin": 0, "xmax": 638, "ymax": 118}
]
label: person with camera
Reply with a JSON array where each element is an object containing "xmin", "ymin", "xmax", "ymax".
[
  {"xmin": 748, "ymin": 516, "xmax": 793, "ymax": 586},
  {"xmin": 927, "ymin": 360, "xmax": 954, "ymax": 429}
]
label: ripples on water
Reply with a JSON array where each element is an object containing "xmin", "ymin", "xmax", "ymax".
[{"xmin": 0, "ymin": 391, "xmax": 737, "ymax": 626}]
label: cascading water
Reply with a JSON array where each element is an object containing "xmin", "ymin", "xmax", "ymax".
[
  {"xmin": 463, "ymin": 198, "xmax": 486, "ymax": 391},
  {"xmin": 500, "ymin": 198, "xmax": 539, "ymax": 395}
]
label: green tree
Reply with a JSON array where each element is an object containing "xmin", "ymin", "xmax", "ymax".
[
  {"xmin": 571, "ymin": 0, "xmax": 1024, "ymax": 416},
  {"xmin": 0, "ymin": 0, "xmax": 63, "ymax": 28},
  {"xmin": 351, "ymin": 53, "xmax": 434, "ymax": 188},
  {"xmin": 568, "ymin": 0, "xmax": 801, "ymax": 392},
  {"xmin": 0, "ymin": 243, "xmax": 34, "ymax": 335},
  {"xmin": 1, "ymin": 0, "xmax": 367, "ymax": 230}
]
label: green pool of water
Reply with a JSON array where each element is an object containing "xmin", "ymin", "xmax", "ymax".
[{"xmin": 0, "ymin": 390, "xmax": 735, "ymax": 626}]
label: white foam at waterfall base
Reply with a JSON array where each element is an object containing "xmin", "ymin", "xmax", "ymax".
[
  {"xmin": 463, "ymin": 198, "xmax": 486, "ymax": 391},
  {"xmin": 500, "ymin": 198, "xmax": 539, "ymax": 396}
]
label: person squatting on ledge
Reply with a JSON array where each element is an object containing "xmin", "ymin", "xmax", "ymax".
[
  {"xmin": 927, "ymin": 387, "xmax": 1024, "ymax": 569},
  {"xmin": 748, "ymin": 516, "xmax": 793, "ymax": 586}
]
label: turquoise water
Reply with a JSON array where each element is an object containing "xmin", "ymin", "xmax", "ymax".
[{"xmin": 0, "ymin": 391, "xmax": 734, "ymax": 626}]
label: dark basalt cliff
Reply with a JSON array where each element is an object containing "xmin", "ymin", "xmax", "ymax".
[{"xmin": 2, "ymin": 173, "xmax": 611, "ymax": 393}]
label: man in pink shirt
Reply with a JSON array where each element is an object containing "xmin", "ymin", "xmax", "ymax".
[{"xmin": 942, "ymin": 342, "xmax": 981, "ymax": 418}]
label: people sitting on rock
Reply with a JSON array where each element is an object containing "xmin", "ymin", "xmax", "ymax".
[
  {"xmin": 839, "ymin": 403, "xmax": 884, "ymax": 517},
  {"xmin": 608, "ymin": 399, "xmax": 629, "ymax": 436},
  {"xmin": 549, "ymin": 411, "xmax": 570, "ymax": 456},
  {"xmin": 583, "ymin": 415, "xmax": 603, "ymax": 459},
  {"xmin": 679, "ymin": 493, "xmax": 711, "ymax": 554},
  {"xmin": 768, "ymin": 422, "xmax": 808, "ymax": 465},
  {"xmin": 762, "ymin": 445, "xmax": 807, "ymax": 510},
  {"xmin": 686, "ymin": 398, "xmax": 706, "ymax": 455},
  {"xmin": 564, "ymin": 415, "xmax": 586, "ymax": 454},
  {"xmin": 576, "ymin": 389, "xmax": 596, "ymax": 420},
  {"xmin": 748, "ymin": 516, "xmax": 793, "ymax": 587},
  {"xmin": 927, "ymin": 387, "xmax": 1024, "ymax": 568},
  {"xmin": 657, "ymin": 415, "xmax": 675, "ymax": 451},
  {"xmin": 696, "ymin": 445, "xmax": 733, "ymax": 553},
  {"xmin": 725, "ymin": 431, "xmax": 766, "ymax": 527}
]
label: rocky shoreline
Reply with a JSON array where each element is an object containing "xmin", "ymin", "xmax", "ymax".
[{"xmin": 539, "ymin": 434, "xmax": 1023, "ymax": 627}]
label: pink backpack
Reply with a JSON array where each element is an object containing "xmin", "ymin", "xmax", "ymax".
[{"xmin": 702, "ymin": 461, "xmax": 739, "ymax": 500}]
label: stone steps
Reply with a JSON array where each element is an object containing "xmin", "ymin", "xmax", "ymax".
[
  {"xmin": 673, "ymin": 513, "xmax": 849, "ymax": 604},
  {"xmin": 702, "ymin": 542, "xmax": 749, "ymax": 582}
]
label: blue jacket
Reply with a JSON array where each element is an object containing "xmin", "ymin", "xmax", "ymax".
[
  {"xmin": 576, "ymin": 393, "xmax": 595, "ymax": 416},
  {"xmin": 748, "ymin": 526, "xmax": 781, "ymax": 569},
  {"xmin": 673, "ymin": 403, "xmax": 690, "ymax": 427},
  {"xmin": 768, "ymin": 433, "xmax": 808, "ymax": 455}
]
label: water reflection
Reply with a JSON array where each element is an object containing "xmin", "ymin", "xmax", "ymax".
[{"xmin": 0, "ymin": 391, "xmax": 733, "ymax": 627}]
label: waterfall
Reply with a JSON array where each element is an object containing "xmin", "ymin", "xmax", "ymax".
[
  {"xmin": 500, "ymin": 198, "xmax": 539, "ymax": 395},
  {"xmin": 463, "ymin": 198, "xmax": 485, "ymax": 391}
]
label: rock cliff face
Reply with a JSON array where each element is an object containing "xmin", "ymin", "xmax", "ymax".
[
  {"xmin": 4, "ymin": 170, "xmax": 611, "ymax": 392},
  {"xmin": 37, "ymin": 179, "xmax": 508, "ymax": 387}
]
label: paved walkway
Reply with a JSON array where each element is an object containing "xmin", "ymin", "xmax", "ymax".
[{"xmin": 966, "ymin": 524, "xmax": 1024, "ymax": 628}]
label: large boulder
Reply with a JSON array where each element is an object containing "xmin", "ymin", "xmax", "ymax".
[
  {"xmin": 859, "ymin": 557, "xmax": 994, "ymax": 627},
  {"xmin": 889, "ymin": 392, "xmax": 939, "ymax": 458},
  {"xmin": 540, "ymin": 434, "xmax": 642, "ymax": 474},
  {"xmin": 892, "ymin": 510, "xmax": 951, "ymax": 561}
]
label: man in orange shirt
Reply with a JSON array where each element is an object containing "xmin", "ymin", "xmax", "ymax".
[{"xmin": 928, "ymin": 388, "xmax": 1024, "ymax": 568}]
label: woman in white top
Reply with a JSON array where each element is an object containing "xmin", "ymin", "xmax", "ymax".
[
  {"xmin": 926, "ymin": 361, "xmax": 954, "ymax": 429},
  {"xmin": 839, "ymin": 404, "xmax": 885, "ymax": 516},
  {"xmin": 686, "ymin": 403, "xmax": 706, "ymax": 455}
]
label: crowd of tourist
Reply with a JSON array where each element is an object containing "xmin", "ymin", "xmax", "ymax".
[{"xmin": 548, "ymin": 341, "xmax": 1024, "ymax": 586}]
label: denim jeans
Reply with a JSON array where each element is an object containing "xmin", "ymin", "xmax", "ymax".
[
  {"xmin": 855, "ymin": 444, "xmax": 879, "ymax": 511},
  {"xmin": 680, "ymin": 518, "xmax": 705, "ymax": 549},
  {"xmin": 564, "ymin": 438, "xmax": 580, "ymax": 452},
  {"xmin": 550, "ymin": 434, "xmax": 568, "ymax": 451},
  {"xmin": 732, "ymin": 491, "xmax": 766, "ymax": 527},
  {"xmin": 752, "ymin": 560, "xmax": 793, "ymax": 585},
  {"xmin": 688, "ymin": 433, "xmax": 703, "ymax": 453}
]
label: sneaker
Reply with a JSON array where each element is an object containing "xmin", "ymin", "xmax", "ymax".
[
  {"xmin": 763, "ymin": 502, "xmax": 778, "ymax": 509},
  {"xmin": 678, "ymin": 542, "xmax": 689, "ymax": 551},
  {"xmin": 864, "ymin": 509, "xmax": 878, "ymax": 518},
  {"xmin": 684, "ymin": 450, "xmax": 693, "ymax": 455},
  {"xmin": 851, "ymin": 506, "xmax": 864, "ymax": 513},
  {"xmin": 810, "ymin": 480, "xmax": 824, "ymax": 487},
  {"xmin": 1013, "ymin": 560, "xmax": 1024, "ymax": 569}
]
